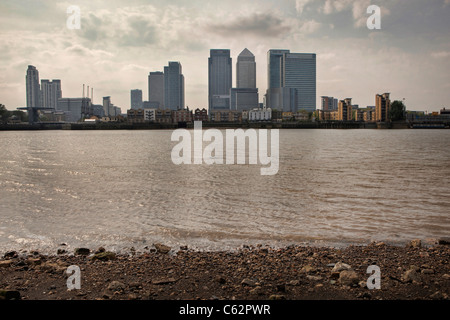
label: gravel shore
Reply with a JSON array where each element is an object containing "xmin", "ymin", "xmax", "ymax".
[{"xmin": 1, "ymin": 241, "xmax": 449, "ymax": 300}]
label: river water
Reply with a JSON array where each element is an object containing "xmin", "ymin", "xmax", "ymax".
[{"xmin": 0, "ymin": 129, "xmax": 449, "ymax": 254}]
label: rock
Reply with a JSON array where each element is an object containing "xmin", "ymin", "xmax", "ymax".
[
  {"xmin": 276, "ymin": 284, "xmax": 286, "ymax": 292},
  {"xmin": 91, "ymin": 251, "xmax": 116, "ymax": 261},
  {"xmin": 306, "ymin": 275, "xmax": 323, "ymax": 281},
  {"xmin": 330, "ymin": 272, "xmax": 341, "ymax": 280},
  {"xmin": 95, "ymin": 247, "xmax": 106, "ymax": 254},
  {"xmin": 39, "ymin": 261, "xmax": 68, "ymax": 273},
  {"xmin": 74, "ymin": 248, "xmax": 90, "ymax": 256},
  {"xmin": 288, "ymin": 280, "xmax": 300, "ymax": 286},
  {"xmin": 216, "ymin": 276, "xmax": 226, "ymax": 284},
  {"xmin": 241, "ymin": 278, "xmax": 257, "ymax": 287},
  {"xmin": 154, "ymin": 243, "xmax": 171, "ymax": 254},
  {"xmin": 430, "ymin": 291, "xmax": 445, "ymax": 300},
  {"xmin": 338, "ymin": 270, "xmax": 360, "ymax": 286},
  {"xmin": 0, "ymin": 290, "xmax": 21, "ymax": 300},
  {"xmin": 443, "ymin": 274, "xmax": 450, "ymax": 280},
  {"xmin": 269, "ymin": 294, "xmax": 286, "ymax": 300},
  {"xmin": 300, "ymin": 265, "xmax": 316, "ymax": 274},
  {"xmin": 402, "ymin": 269, "xmax": 421, "ymax": 283},
  {"xmin": 331, "ymin": 262, "xmax": 351, "ymax": 273},
  {"xmin": 438, "ymin": 238, "xmax": 450, "ymax": 245},
  {"xmin": 180, "ymin": 245, "xmax": 188, "ymax": 251},
  {"xmin": 421, "ymin": 269, "xmax": 434, "ymax": 274},
  {"xmin": 408, "ymin": 239, "xmax": 421, "ymax": 248},
  {"xmin": 0, "ymin": 260, "xmax": 13, "ymax": 268},
  {"xmin": 3, "ymin": 251, "xmax": 18, "ymax": 259},
  {"xmin": 359, "ymin": 280, "xmax": 367, "ymax": 288},
  {"xmin": 357, "ymin": 292, "xmax": 372, "ymax": 299},
  {"xmin": 57, "ymin": 249, "xmax": 66, "ymax": 255},
  {"xmin": 26, "ymin": 258, "xmax": 42, "ymax": 265},
  {"xmin": 107, "ymin": 281, "xmax": 126, "ymax": 293},
  {"xmin": 152, "ymin": 278, "xmax": 177, "ymax": 285},
  {"xmin": 375, "ymin": 242, "xmax": 386, "ymax": 247},
  {"xmin": 249, "ymin": 286, "xmax": 263, "ymax": 295}
]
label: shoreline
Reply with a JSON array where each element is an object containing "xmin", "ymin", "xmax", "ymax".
[{"xmin": 1, "ymin": 241, "xmax": 449, "ymax": 300}]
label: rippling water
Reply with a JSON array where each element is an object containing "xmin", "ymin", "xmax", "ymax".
[{"xmin": 0, "ymin": 129, "xmax": 449, "ymax": 254}]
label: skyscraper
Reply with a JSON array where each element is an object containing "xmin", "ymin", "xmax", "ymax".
[
  {"xmin": 266, "ymin": 50, "xmax": 316, "ymax": 112},
  {"xmin": 267, "ymin": 49, "xmax": 290, "ymax": 89},
  {"xmin": 164, "ymin": 62, "xmax": 184, "ymax": 110},
  {"xmin": 130, "ymin": 89, "xmax": 143, "ymax": 109},
  {"xmin": 209, "ymin": 49, "xmax": 232, "ymax": 113},
  {"xmin": 26, "ymin": 65, "xmax": 41, "ymax": 108},
  {"xmin": 236, "ymin": 48, "xmax": 256, "ymax": 89},
  {"xmin": 148, "ymin": 71, "xmax": 164, "ymax": 108},
  {"xmin": 40, "ymin": 79, "xmax": 62, "ymax": 109},
  {"xmin": 282, "ymin": 53, "xmax": 316, "ymax": 112}
]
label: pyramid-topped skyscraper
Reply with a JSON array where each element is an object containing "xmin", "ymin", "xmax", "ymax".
[{"xmin": 236, "ymin": 48, "xmax": 256, "ymax": 89}]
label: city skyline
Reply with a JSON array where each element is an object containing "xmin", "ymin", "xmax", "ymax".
[{"xmin": 1, "ymin": 0, "xmax": 450, "ymax": 112}]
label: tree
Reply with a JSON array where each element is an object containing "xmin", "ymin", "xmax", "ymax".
[
  {"xmin": 390, "ymin": 100, "xmax": 406, "ymax": 121},
  {"xmin": 0, "ymin": 104, "xmax": 8, "ymax": 124}
]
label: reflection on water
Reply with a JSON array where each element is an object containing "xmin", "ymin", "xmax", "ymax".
[{"xmin": 0, "ymin": 129, "xmax": 449, "ymax": 253}]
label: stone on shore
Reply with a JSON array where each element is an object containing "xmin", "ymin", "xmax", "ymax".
[
  {"xmin": 91, "ymin": 251, "xmax": 116, "ymax": 261},
  {"xmin": 408, "ymin": 239, "xmax": 422, "ymax": 248},
  {"xmin": 0, "ymin": 290, "xmax": 21, "ymax": 300},
  {"xmin": 154, "ymin": 243, "xmax": 171, "ymax": 254},
  {"xmin": 331, "ymin": 262, "xmax": 351, "ymax": 273},
  {"xmin": 0, "ymin": 260, "xmax": 13, "ymax": 268},
  {"xmin": 300, "ymin": 265, "xmax": 316, "ymax": 274},
  {"xmin": 338, "ymin": 270, "xmax": 360, "ymax": 286},
  {"xmin": 402, "ymin": 269, "xmax": 421, "ymax": 283},
  {"xmin": 106, "ymin": 281, "xmax": 126, "ymax": 293},
  {"xmin": 74, "ymin": 248, "xmax": 91, "ymax": 256}
]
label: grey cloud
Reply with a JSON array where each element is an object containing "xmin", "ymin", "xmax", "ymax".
[
  {"xmin": 118, "ymin": 18, "xmax": 158, "ymax": 47},
  {"xmin": 205, "ymin": 12, "xmax": 292, "ymax": 37}
]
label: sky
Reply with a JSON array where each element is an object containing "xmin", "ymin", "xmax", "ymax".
[{"xmin": 1, "ymin": 0, "xmax": 450, "ymax": 113}]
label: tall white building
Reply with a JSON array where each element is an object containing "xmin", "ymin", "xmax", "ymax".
[
  {"xmin": 41, "ymin": 79, "xmax": 62, "ymax": 109},
  {"xmin": 26, "ymin": 65, "xmax": 41, "ymax": 108}
]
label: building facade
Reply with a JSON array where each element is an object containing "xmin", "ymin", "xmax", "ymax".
[
  {"xmin": 209, "ymin": 49, "xmax": 232, "ymax": 113},
  {"xmin": 26, "ymin": 65, "xmax": 41, "ymax": 109},
  {"xmin": 230, "ymin": 88, "xmax": 259, "ymax": 111},
  {"xmin": 130, "ymin": 89, "xmax": 143, "ymax": 110},
  {"xmin": 338, "ymin": 98, "xmax": 353, "ymax": 121},
  {"xmin": 194, "ymin": 108, "xmax": 208, "ymax": 121},
  {"xmin": 148, "ymin": 71, "xmax": 164, "ymax": 108},
  {"xmin": 57, "ymin": 97, "xmax": 93, "ymax": 122},
  {"xmin": 375, "ymin": 93, "xmax": 391, "ymax": 122},
  {"xmin": 282, "ymin": 53, "xmax": 316, "ymax": 112},
  {"xmin": 236, "ymin": 48, "xmax": 256, "ymax": 89},
  {"xmin": 249, "ymin": 108, "xmax": 272, "ymax": 121},
  {"xmin": 321, "ymin": 96, "xmax": 338, "ymax": 111},
  {"xmin": 172, "ymin": 108, "xmax": 193, "ymax": 123},
  {"xmin": 40, "ymin": 79, "xmax": 62, "ymax": 109},
  {"xmin": 164, "ymin": 62, "xmax": 184, "ymax": 110}
]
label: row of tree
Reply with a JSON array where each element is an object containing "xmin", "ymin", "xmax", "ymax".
[{"xmin": 0, "ymin": 104, "xmax": 28, "ymax": 124}]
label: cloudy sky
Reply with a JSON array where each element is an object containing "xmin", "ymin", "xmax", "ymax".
[{"xmin": 1, "ymin": 0, "xmax": 450, "ymax": 112}]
